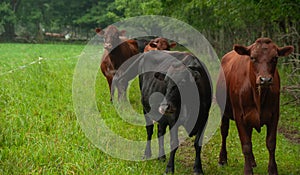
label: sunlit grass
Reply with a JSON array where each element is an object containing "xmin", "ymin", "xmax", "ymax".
[{"xmin": 0, "ymin": 43, "xmax": 299, "ymax": 174}]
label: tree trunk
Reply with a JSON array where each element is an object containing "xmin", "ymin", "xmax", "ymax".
[
  {"xmin": 2, "ymin": 22, "xmax": 16, "ymax": 40},
  {"xmin": 0, "ymin": 0, "xmax": 21, "ymax": 41}
]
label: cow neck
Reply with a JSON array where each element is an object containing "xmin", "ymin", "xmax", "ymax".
[
  {"xmin": 254, "ymin": 85, "xmax": 270, "ymax": 123},
  {"xmin": 248, "ymin": 61, "xmax": 263, "ymax": 109},
  {"xmin": 257, "ymin": 85, "xmax": 269, "ymax": 106},
  {"xmin": 249, "ymin": 62, "xmax": 264, "ymax": 131},
  {"xmin": 109, "ymin": 42, "xmax": 126, "ymax": 70}
]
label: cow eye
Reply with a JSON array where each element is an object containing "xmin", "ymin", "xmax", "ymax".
[{"xmin": 250, "ymin": 57, "xmax": 256, "ymax": 62}]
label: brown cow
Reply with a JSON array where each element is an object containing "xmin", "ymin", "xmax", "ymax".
[
  {"xmin": 216, "ymin": 38, "xmax": 294, "ymax": 175},
  {"xmin": 96, "ymin": 26, "xmax": 139, "ymax": 101},
  {"xmin": 143, "ymin": 37, "xmax": 176, "ymax": 52}
]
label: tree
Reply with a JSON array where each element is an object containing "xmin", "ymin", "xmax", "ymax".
[
  {"xmin": 0, "ymin": 0, "xmax": 20, "ymax": 40},
  {"xmin": 75, "ymin": 0, "xmax": 117, "ymax": 29}
]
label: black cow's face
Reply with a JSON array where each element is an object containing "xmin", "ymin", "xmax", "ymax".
[
  {"xmin": 234, "ymin": 38, "xmax": 294, "ymax": 86},
  {"xmin": 156, "ymin": 64, "xmax": 194, "ymax": 116},
  {"xmin": 159, "ymin": 76, "xmax": 180, "ymax": 116}
]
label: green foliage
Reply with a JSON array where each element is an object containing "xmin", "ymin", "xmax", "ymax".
[
  {"xmin": 75, "ymin": 0, "xmax": 120, "ymax": 28},
  {"xmin": 0, "ymin": 2, "xmax": 16, "ymax": 26},
  {"xmin": 1, "ymin": 0, "xmax": 299, "ymax": 52}
]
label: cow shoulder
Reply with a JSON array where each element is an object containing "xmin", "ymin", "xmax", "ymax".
[{"xmin": 222, "ymin": 51, "xmax": 252, "ymax": 93}]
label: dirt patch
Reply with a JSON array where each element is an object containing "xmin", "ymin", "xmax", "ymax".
[{"xmin": 278, "ymin": 126, "xmax": 300, "ymax": 144}]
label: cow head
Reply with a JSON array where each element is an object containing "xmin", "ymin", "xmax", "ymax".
[
  {"xmin": 234, "ymin": 38, "xmax": 294, "ymax": 86},
  {"xmin": 95, "ymin": 25, "xmax": 126, "ymax": 51},
  {"xmin": 144, "ymin": 38, "xmax": 177, "ymax": 52},
  {"xmin": 156, "ymin": 63, "xmax": 195, "ymax": 116}
]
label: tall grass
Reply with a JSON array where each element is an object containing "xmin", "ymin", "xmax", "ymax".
[{"xmin": 0, "ymin": 43, "xmax": 299, "ymax": 174}]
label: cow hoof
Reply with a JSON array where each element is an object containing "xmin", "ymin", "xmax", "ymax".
[
  {"xmin": 163, "ymin": 173, "xmax": 174, "ymax": 175},
  {"xmin": 165, "ymin": 167, "xmax": 174, "ymax": 174},
  {"xmin": 193, "ymin": 170, "xmax": 204, "ymax": 175},
  {"xmin": 218, "ymin": 161, "xmax": 227, "ymax": 166},
  {"xmin": 158, "ymin": 155, "xmax": 166, "ymax": 162},
  {"xmin": 244, "ymin": 168, "xmax": 254, "ymax": 175},
  {"xmin": 194, "ymin": 172, "xmax": 204, "ymax": 175},
  {"xmin": 142, "ymin": 154, "xmax": 152, "ymax": 160},
  {"xmin": 252, "ymin": 162, "xmax": 257, "ymax": 168}
]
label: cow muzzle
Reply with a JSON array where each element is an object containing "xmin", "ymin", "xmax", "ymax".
[
  {"xmin": 257, "ymin": 76, "xmax": 273, "ymax": 86},
  {"xmin": 159, "ymin": 103, "xmax": 176, "ymax": 115},
  {"xmin": 104, "ymin": 42, "xmax": 113, "ymax": 50}
]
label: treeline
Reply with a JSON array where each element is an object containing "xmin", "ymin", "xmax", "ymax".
[{"xmin": 0, "ymin": 0, "xmax": 299, "ymax": 53}]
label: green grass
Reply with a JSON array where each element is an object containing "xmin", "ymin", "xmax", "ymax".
[{"xmin": 0, "ymin": 43, "xmax": 299, "ymax": 174}]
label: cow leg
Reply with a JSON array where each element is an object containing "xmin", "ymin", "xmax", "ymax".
[
  {"xmin": 117, "ymin": 81, "xmax": 128, "ymax": 101},
  {"xmin": 144, "ymin": 115, "xmax": 154, "ymax": 159},
  {"xmin": 248, "ymin": 129, "xmax": 257, "ymax": 168},
  {"xmin": 235, "ymin": 121, "xmax": 254, "ymax": 175},
  {"xmin": 106, "ymin": 76, "xmax": 113, "ymax": 101},
  {"xmin": 165, "ymin": 125, "xmax": 179, "ymax": 174},
  {"xmin": 266, "ymin": 121, "xmax": 278, "ymax": 175},
  {"xmin": 193, "ymin": 129, "xmax": 204, "ymax": 175},
  {"xmin": 219, "ymin": 116, "xmax": 230, "ymax": 166},
  {"xmin": 157, "ymin": 121, "xmax": 167, "ymax": 161}
]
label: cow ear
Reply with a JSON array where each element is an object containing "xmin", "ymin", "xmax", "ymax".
[
  {"xmin": 278, "ymin": 46, "xmax": 294, "ymax": 57},
  {"xmin": 170, "ymin": 42, "xmax": 177, "ymax": 49},
  {"xmin": 154, "ymin": 72, "xmax": 166, "ymax": 81},
  {"xmin": 234, "ymin": 44, "xmax": 250, "ymax": 56},
  {"xmin": 95, "ymin": 28, "xmax": 104, "ymax": 35},
  {"xmin": 119, "ymin": 30, "xmax": 126, "ymax": 36},
  {"xmin": 150, "ymin": 42, "xmax": 157, "ymax": 48}
]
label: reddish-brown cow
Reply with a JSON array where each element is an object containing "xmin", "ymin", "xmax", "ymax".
[
  {"xmin": 216, "ymin": 38, "xmax": 293, "ymax": 175},
  {"xmin": 96, "ymin": 25, "xmax": 139, "ymax": 101},
  {"xmin": 143, "ymin": 37, "xmax": 176, "ymax": 52}
]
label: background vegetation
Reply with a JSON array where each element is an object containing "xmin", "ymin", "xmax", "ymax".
[{"xmin": 1, "ymin": 0, "xmax": 300, "ymax": 55}]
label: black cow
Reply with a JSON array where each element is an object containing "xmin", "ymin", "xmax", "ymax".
[{"xmin": 113, "ymin": 51, "xmax": 212, "ymax": 174}]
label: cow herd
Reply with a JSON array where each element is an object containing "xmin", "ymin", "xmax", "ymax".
[{"xmin": 96, "ymin": 25, "xmax": 294, "ymax": 175}]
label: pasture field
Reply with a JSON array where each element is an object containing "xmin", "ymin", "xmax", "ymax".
[{"xmin": 0, "ymin": 43, "xmax": 299, "ymax": 174}]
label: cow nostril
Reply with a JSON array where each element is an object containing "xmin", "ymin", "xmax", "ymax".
[
  {"xmin": 260, "ymin": 77, "xmax": 273, "ymax": 84},
  {"xmin": 104, "ymin": 43, "xmax": 112, "ymax": 48},
  {"xmin": 159, "ymin": 103, "xmax": 173, "ymax": 115},
  {"xmin": 260, "ymin": 77, "xmax": 264, "ymax": 82},
  {"xmin": 166, "ymin": 104, "xmax": 170, "ymax": 110},
  {"xmin": 267, "ymin": 77, "xmax": 272, "ymax": 82}
]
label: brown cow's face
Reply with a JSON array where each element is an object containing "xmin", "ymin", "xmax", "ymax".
[
  {"xmin": 234, "ymin": 38, "xmax": 294, "ymax": 86},
  {"xmin": 144, "ymin": 38, "xmax": 176, "ymax": 52},
  {"xmin": 95, "ymin": 25, "xmax": 125, "ymax": 51}
]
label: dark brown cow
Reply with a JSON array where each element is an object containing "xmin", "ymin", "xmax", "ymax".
[
  {"xmin": 216, "ymin": 38, "xmax": 294, "ymax": 175},
  {"xmin": 144, "ymin": 37, "xmax": 176, "ymax": 52},
  {"xmin": 96, "ymin": 26, "xmax": 139, "ymax": 101}
]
